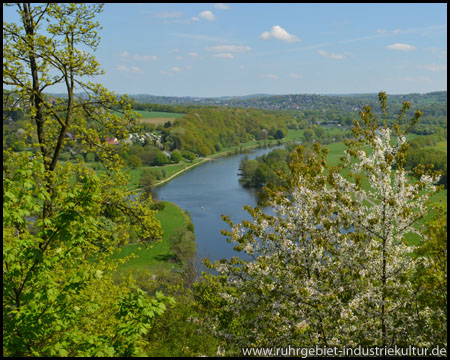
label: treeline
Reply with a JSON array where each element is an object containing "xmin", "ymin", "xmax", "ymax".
[
  {"xmin": 163, "ymin": 107, "xmax": 292, "ymax": 156},
  {"xmin": 127, "ymin": 91, "xmax": 447, "ymax": 110},
  {"xmin": 239, "ymin": 143, "xmax": 311, "ymax": 189},
  {"xmin": 128, "ymin": 100, "xmax": 199, "ymax": 114},
  {"xmin": 405, "ymin": 130, "xmax": 447, "ymax": 188}
]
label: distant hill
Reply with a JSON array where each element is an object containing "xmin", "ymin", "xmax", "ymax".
[
  {"xmin": 125, "ymin": 91, "xmax": 447, "ymax": 111},
  {"xmin": 45, "ymin": 91, "xmax": 446, "ymax": 113}
]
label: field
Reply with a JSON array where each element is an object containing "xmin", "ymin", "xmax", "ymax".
[
  {"xmin": 136, "ymin": 110, "xmax": 185, "ymax": 125},
  {"xmin": 112, "ymin": 109, "xmax": 185, "ymax": 125},
  {"xmin": 111, "ymin": 201, "xmax": 188, "ymax": 275}
]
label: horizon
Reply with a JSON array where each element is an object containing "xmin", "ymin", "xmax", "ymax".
[
  {"xmin": 4, "ymin": 3, "xmax": 447, "ymax": 97},
  {"xmin": 45, "ymin": 90, "xmax": 446, "ymax": 99}
]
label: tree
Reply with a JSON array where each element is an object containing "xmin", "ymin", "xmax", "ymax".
[
  {"xmin": 128, "ymin": 154, "xmax": 143, "ymax": 169},
  {"xmin": 85, "ymin": 152, "xmax": 95, "ymax": 163},
  {"xmin": 3, "ymin": 4, "xmax": 169, "ymax": 356},
  {"xmin": 182, "ymin": 150, "xmax": 196, "ymax": 162},
  {"xmin": 313, "ymin": 125, "xmax": 324, "ymax": 139},
  {"xmin": 170, "ymin": 149, "xmax": 182, "ymax": 163},
  {"xmin": 153, "ymin": 151, "xmax": 169, "ymax": 166},
  {"xmin": 303, "ymin": 128, "xmax": 314, "ymax": 142},
  {"xmin": 411, "ymin": 203, "xmax": 447, "ymax": 345},
  {"xmin": 273, "ymin": 129, "xmax": 285, "ymax": 140},
  {"xmin": 3, "ymin": 150, "xmax": 174, "ymax": 356},
  {"xmin": 170, "ymin": 226, "xmax": 196, "ymax": 265},
  {"xmin": 139, "ymin": 169, "xmax": 156, "ymax": 197},
  {"xmin": 200, "ymin": 93, "xmax": 443, "ymax": 354}
]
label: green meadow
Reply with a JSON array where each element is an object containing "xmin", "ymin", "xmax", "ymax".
[{"xmin": 112, "ymin": 201, "xmax": 188, "ymax": 274}]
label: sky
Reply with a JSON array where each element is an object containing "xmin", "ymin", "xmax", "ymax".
[{"xmin": 4, "ymin": 3, "xmax": 447, "ymax": 97}]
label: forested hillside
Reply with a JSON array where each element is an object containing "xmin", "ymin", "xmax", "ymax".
[{"xmin": 164, "ymin": 107, "xmax": 291, "ymax": 156}]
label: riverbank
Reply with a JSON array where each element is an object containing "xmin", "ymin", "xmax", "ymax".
[
  {"xmin": 112, "ymin": 201, "xmax": 191, "ymax": 277},
  {"xmin": 134, "ymin": 138, "xmax": 294, "ymax": 190},
  {"xmin": 150, "ymin": 134, "xmax": 305, "ymax": 189},
  {"xmin": 152, "ymin": 157, "xmax": 213, "ymax": 188}
]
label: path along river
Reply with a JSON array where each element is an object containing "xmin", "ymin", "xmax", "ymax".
[{"xmin": 153, "ymin": 146, "xmax": 286, "ymax": 263}]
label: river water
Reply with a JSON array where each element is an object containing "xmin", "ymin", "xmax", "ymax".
[{"xmin": 153, "ymin": 146, "xmax": 285, "ymax": 263}]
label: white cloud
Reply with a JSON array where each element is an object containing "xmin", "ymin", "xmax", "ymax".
[
  {"xmin": 214, "ymin": 53, "xmax": 234, "ymax": 59},
  {"xmin": 176, "ymin": 56, "xmax": 184, "ymax": 60},
  {"xmin": 161, "ymin": 66, "xmax": 182, "ymax": 76},
  {"xmin": 130, "ymin": 66, "xmax": 143, "ymax": 73},
  {"xmin": 199, "ymin": 10, "xmax": 215, "ymax": 21},
  {"xmin": 260, "ymin": 25, "xmax": 300, "ymax": 43},
  {"xmin": 386, "ymin": 43, "xmax": 416, "ymax": 51},
  {"xmin": 120, "ymin": 51, "xmax": 157, "ymax": 61},
  {"xmin": 191, "ymin": 17, "xmax": 200, "ymax": 22},
  {"xmin": 288, "ymin": 73, "xmax": 303, "ymax": 79},
  {"xmin": 116, "ymin": 65, "xmax": 143, "ymax": 74},
  {"xmin": 206, "ymin": 45, "xmax": 251, "ymax": 53},
  {"xmin": 214, "ymin": 3, "xmax": 231, "ymax": 10},
  {"xmin": 427, "ymin": 47, "xmax": 447, "ymax": 59},
  {"xmin": 188, "ymin": 52, "xmax": 199, "ymax": 58},
  {"xmin": 418, "ymin": 64, "xmax": 447, "ymax": 72},
  {"xmin": 317, "ymin": 49, "xmax": 346, "ymax": 60},
  {"xmin": 376, "ymin": 29, "xmax": 387, "ymax": 34},
  {"xmin": 134, "ymin": 54, "xmax": 158, "ymax": 61},
  {"xmin": 261, "ymin": 74, "xmax": 279, "ymax": 80}
]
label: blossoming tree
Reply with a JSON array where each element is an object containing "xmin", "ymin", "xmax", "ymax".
[{"xmin": 199, "ymin": 93, "xmax": 443, "ymax": 353}]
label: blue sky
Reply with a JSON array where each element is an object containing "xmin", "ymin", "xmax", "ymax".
[{"xmin": 4, "ymin": 3, "xmax": 447, "ymax": 97}]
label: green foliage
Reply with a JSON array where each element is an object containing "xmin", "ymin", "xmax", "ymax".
[
  {"xmin": 313, "ymin": 125, "xmax": 325, "ymax": 138},
  {"xmin": 170, "ymin": 226, "xmax": 196, "ymax": 265},
  {"xmin": 154, "ymin": 151, "xmax": 169, "ymax": 166},
  {"xmin": 165, "ymin": 107, "xmax": 291, "ymax": 156},
  {"xmin": 411, "ymin": 204, "xmax": 447, "ymax": 345},
  {"xmin": 144, "ymin": 282, "xmax": 220, "ymax": 357},
  {"xmin": 85, "ymin": 152, "xmax": 96, "ymax": 162},
  {"xmin": 3, "ymin": 150, "xmax": 170, "ymax": 356},
  {"xmin": 128, "ymin": 154, "xmax": 143, "ymax": 169},
  {"xmin": 405, "ymin": 132, "xmax": 447, "ymax": 188},
  {"xmin": 139, "ymin": 169, "xmax": 157, "ymax": 197},
  {"xmin": 182, "ymin": 150, "xmax": 196, "ymax": 161},
  {"xmin": 170, "ymin": 149, "xmax": 182, "ymax": 163},
  {"xmin": 238, "ymin": 147, "xmax": 290, "ymax": 189},
  {"xmin": 3, "ymin": 4, "xmax": 168, "ymax": 356},
  {"xmin": 151, "ymin": 201, "xmax": 166, "ymax": 211},
  {"xmin": 303, "ymin": 128, "xmax": 314, "ymax": 142}
]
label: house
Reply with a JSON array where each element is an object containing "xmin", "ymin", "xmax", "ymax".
[{"xmin": 105, "ymin": 137, "xmax": 119, "ymax": 145}]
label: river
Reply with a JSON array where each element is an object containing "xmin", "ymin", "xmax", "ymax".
[{"xmin": 153, "ymin": 145, "xmax": 286, "ymax": 263}]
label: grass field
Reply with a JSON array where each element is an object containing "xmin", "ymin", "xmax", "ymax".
[
  {"xmin": 111, "ymin": 201, "xmax": 188, "ymax": 274},
  {"xmin": 136, "ymin": 110, "xmax": 184, "ymax": 125},
  {"xmin": 112, "ymin": 110, "xmax": 185, "ymax": 125}
]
